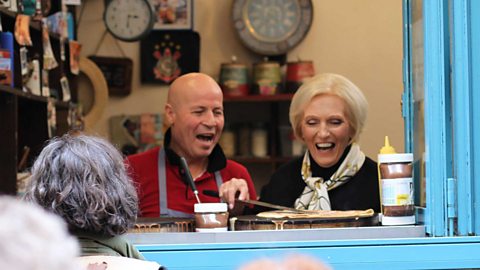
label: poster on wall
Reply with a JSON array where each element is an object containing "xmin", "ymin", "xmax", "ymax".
[
  {"xmin": 109, "ymin": 113, "xmax": 164, "ymax": 155},
  {"xmin": 150, "ymin": 0, "xmax": 193, "ymax": 30},
  {"xmin": 140, "ymin": 30, "xmax": 200, "ymax": 84}
]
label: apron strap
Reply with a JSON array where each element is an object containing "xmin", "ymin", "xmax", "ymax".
[
  {"xmin": 158, "ymin": 148, "xmax": 224, "ymax": 217},
  {"xmin": 158, "ymin": 148, "xmax": 193, "ymax": 218}
]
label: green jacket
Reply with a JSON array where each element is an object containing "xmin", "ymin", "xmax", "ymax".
[{"xmin": 75, "ymin": 231, "xmax": 144, "ymax": 260}]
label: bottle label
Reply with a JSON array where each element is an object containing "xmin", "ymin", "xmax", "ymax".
[{"xmin": 381, "ymin": 177, "xmax": 414, "ymax": 206}]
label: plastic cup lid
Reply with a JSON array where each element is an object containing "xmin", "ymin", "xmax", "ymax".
[
  {"xmin": 194, "ymin": 203, "xmax": 228, "ymax": 213},
  {"xmin": 378, "ymin": 153, "xmax": 413, "ymax": 163}
]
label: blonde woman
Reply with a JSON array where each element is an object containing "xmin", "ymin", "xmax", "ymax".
[{"xmin": 257, "ymin": 73, "xmax": 380, "ymax": 213}]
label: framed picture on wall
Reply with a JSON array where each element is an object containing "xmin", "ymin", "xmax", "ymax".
[
  {"xmin": 140, "ymin": 30, "xmax": 200, "ymax": 84},
  {"xmin": 150, "ymin": 0, "xmax": 193, "ymax": 30}
]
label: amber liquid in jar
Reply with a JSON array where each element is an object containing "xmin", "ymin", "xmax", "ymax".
[{"xmin": 194, "ymin": 203, "xmax": 229, "ymax": 232}]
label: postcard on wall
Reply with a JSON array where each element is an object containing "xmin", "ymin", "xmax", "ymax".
[
  {"xmin": 60, "ymin": 76, "xmax": 71, "ymax": 102},
  {"xmin": 64, "ymin": 0, "xmax": 81, "ymax": 5},
  {"xmin": 0, "ymin": 49, "xmax": 12, "ymax": 86},
  {"xmin": 109, "ymin": 113, "xmax": 164, "ymax": 156},
  {"xmin": 150, "ymin": 0, "xmax": 193, "ymax": 30}
]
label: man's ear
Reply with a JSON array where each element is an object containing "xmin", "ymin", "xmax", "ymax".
[{"xmin": 164, "ymin": 103, "xmax": 175, "ymax": 126}]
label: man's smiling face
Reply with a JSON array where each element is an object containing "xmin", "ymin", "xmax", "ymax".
[{"xmin": 167, "ymin": 74, "xmax": 225, "ymax": 162}]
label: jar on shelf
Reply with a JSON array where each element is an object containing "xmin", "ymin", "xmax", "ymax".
[
  {"xmin": 237, "ymin": 123, "xmax": 251, "ymax": 156},
  {"xmin": 219, "ymin": 124, "xmax": 236, "ymax": 157},
  {"xmin": 378, "ymin": 136, "xmax": 415, "ymax": 226},
  {"xmin": 251, "ymin": 122, "xmax": 268, "ymax": 157}
]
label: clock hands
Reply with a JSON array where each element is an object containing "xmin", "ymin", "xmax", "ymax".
[{"xmin": 126, "ymin": 14, "xmax": 140, "ymax": 28}]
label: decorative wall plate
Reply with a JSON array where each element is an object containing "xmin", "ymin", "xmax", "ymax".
[{"xmin": 232, "ymin": 0, "xmax": 313, "ymax": 56}]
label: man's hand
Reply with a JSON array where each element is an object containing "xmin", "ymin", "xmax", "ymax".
[{"xmin": 219, "ymin": 178, "xmax": 250, "ymax": 215}]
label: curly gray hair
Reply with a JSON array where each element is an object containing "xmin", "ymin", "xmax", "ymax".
[{"xmin": 24, "ymin": 134, "xmax": 138, "ymax": 237}]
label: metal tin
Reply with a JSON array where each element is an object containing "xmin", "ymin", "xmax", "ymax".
[
  {"xmin": 252, "ymin": 61, "xmax": 282, "ymax": 95},
  {"xmin": 286, "ymin": 60, "xmax": 315, "ymax": 93},
  {"xmin": 219, "ymin": 62, "xmax": 249, "ymax": 96}
]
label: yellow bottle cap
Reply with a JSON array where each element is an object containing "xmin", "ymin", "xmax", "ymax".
[{"xmin": 379, "ymin": 136, "xmax": 396, "ymax": 154}]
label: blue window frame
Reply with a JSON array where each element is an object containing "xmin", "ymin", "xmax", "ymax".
[{"xmin": 405, "ymin": 0, "xmax": 480, "ymax": 236}]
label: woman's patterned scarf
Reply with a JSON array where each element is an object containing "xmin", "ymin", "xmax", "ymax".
[{"xmin": 294, "ymin": 143, "xmax": 365, "ymax": 210}]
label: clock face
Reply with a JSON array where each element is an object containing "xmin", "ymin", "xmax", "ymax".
[
  {"xmin": 103, "ymin": 0, "xmax": 154, "ymax": 42},
  {"xmin": 233, "ymin": 0, "xmax": 313, "ymax": 55},
  {"xmin": 245, "ymin": 0, "xmax": 301, "ymax": 43}
]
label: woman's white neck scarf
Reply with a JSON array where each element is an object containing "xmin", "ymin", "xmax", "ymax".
[{"xmin": 294, "ymin": 143, "xmax": 365, "ymax": 210}]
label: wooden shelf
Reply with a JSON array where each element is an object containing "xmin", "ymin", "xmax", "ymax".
[
  {"xmin": 0, "ymin": 86, "xmax": 47, "ymax": 102},
  {"xmin": 0, "ymin": 86, "xmax": 70, "ymax": 107},
  {"xmin": 224, "ymin": 93, "xmax": 293, "ymax": 103}
]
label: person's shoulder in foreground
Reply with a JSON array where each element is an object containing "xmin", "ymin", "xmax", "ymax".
[
  {"xmin": 238, "ymin": 254, "xmax": 332, "ymax": 270},
  {"xmin": 0, "ymin": 195, "xmax": 81, "ymax": 270},
  {"xmin": 77, "ymin": 256, "xmax": 165, "ymax": 270}
]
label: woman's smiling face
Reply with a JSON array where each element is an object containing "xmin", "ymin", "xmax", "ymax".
[{"xmin": 300, "ymin": 94, "xmax": 353, "ymax": 168}]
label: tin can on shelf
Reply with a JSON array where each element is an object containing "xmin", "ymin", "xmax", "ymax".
[
  {"xmin": 219, "ymin": 61, "xmax": 249, "ymax": 96},
  {"xmin": 285, "ymin": 60, "xmax": 315, "ymax": 93},
  {"xmin": 252, "ymin": 60, "xmax": 282, "ymax": 95}
]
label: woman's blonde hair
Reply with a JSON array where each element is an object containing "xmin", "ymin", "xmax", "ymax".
[{"xmin": 289, "ymin": 73, "xmax": 368, "ymax": 143}]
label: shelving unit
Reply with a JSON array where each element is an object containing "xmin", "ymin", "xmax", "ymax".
[
  {"xmin": 0, "ymin": 6, "xmax": 77, "ymax": 195},
  {"xmin": 223, "ymin": 93, "xmax": 297, "ymax": 191}
]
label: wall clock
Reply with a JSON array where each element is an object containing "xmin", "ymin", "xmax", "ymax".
[
  {"xmin": 232, "ymin": 0, "xmax": 313, "ymax": 56},
  {"xmin": 103, "ymin": 0, "xmax": 154, "ymax": 42}
]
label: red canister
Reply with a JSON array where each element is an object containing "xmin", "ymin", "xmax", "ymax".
[{"xmin": 286, "ymin": 60, "xmax": 315, "ymax": 93}]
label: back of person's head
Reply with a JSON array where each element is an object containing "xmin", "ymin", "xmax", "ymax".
[
  {"xmin": 290, "ymin": 73, "xmax": 368, "ymax": 143},
  {"xmin": 0, "ymin": 195, "xmax": 80, "ymax": 270},
  {"xmin": 238, "ymin": 254, "xmax": 331, "ymax": 270},
  {"xmin": 24, "ymin": 133, "xmax": 139, "ymax": 237}
]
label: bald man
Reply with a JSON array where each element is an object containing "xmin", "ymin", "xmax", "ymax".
[{"xmin": 127, "ymin": 73, "xmax": 257, "ymax": 217}]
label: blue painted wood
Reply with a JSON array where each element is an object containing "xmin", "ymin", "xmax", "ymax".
[
  {"xmin": 422, "ymin": 0, "xmax": 451, "ymax": 236},
  {"xmin": 402, "ymin": 0, "xmax": 413, "ymax": 154},
  {"xmin": 136, "ymin": 236, "xmax": 480, "ymax": 270},
  {"xmin": 451, "ymin": 0, "xmax": 474, "ymax": 236},
  {"xmin": 470, "ymin": 0, "xmax": 480, "ymax": 236}
]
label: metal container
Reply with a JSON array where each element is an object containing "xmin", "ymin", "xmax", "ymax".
[
  {"xmin": 219, "ymin": 62, "xmax": 249, "ymax": 96},
  {"xmin": 286, "ymin": 60, "xmax": 315, "ymax": 93},
  {"xmin": 252, "ymin": 61, "xmax": 282, "ymax": 95}
]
